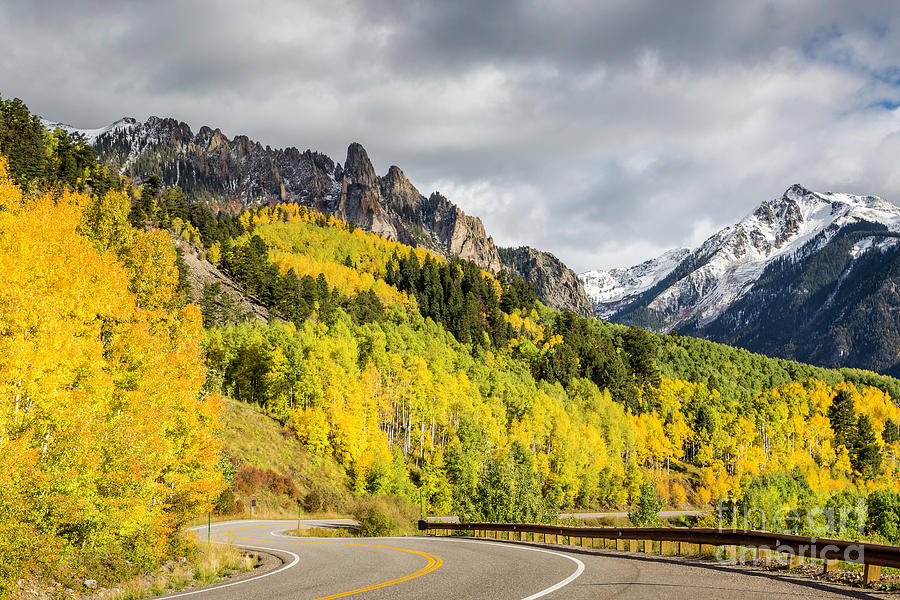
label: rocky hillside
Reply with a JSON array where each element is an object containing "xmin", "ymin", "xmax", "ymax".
[
  {"xmin": 170, "ymin": 233, "xmax": 270, "ymax": 323},
  {"xmin": 583, "ymin": 184, "xmax": 900, "ymax": 375},
  {"xmin": 499, "ymin": 246, "xmax": 593, "ymax": 317},
  {"xmin": 46, "ymin": 115, "xmax": 591, "ymax": 313}
]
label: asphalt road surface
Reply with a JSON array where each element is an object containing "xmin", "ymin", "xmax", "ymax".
[{"xmin": 172, "ymin": 519, "xmax": 889, "ymax": 599}]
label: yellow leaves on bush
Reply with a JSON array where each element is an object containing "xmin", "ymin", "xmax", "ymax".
[
  {"xmin": 0, "ymin": 157, "xmax": 23, "ymax": 212},
  {"xmin": 122, "ymin": 229, "xmax": 181, "ymax": 310},
  {"xmin": 79, "ymin": 189, "xmax": 133, "ymax": 252},
  {"xmin": 293, "ymin": 407, "xmax": 332, "ymax": 455},
  {"xmin": 670, "ymin": 481, "xmax": 688, "ymax": 507},
  {"xmin": 207, "ymin": 242, "xmax": 222, "ymax": 266},
  {"xmin": 0, "ymin": 160, "xmax": 223, "ymax": 589}
]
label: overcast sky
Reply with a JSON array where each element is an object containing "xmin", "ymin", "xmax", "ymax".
[{"xmin": 4, "ymin": 1, "xmax": 900, "ymax": 271}]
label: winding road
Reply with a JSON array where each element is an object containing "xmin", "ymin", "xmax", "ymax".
[{"xmin": 174, "ymin": 520, "xmax": 888, "ymax": 599}]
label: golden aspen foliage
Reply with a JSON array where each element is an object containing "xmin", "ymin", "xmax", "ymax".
[
  {"xmin": 0, "ymin": 159, "xmax": 222, "ymax": 592},
  {"xmin": 207, "ymin": 241, "xmax": 222, "ymax": 266},
  {"xmin": 204, "ymin": 186, "xmax": 900, "ymax": 527}
]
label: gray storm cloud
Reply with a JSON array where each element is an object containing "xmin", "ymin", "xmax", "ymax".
[{"xmin": 3, "ymin": 0, "xmax": 900, "ymax": 270}]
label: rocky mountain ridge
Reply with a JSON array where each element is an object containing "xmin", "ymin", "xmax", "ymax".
[
  {"xmin": 46, "ymin": 115, "xmax": 590, "ymax": 315},
  {"xmin": 498, "ymin": 246, "xmax": 593, "ymax": 316}
]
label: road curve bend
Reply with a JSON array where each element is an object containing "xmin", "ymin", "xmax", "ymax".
[{"xmin": 170, "ymin": 520, "xmax": 888, "ymax": 600}]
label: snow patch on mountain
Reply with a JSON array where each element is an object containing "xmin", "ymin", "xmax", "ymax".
[
  {"xmin": 578, "ymin": 247, "xmax": 691, "ymax": 318},
  {"xmin": 40, "ymin": 117, "xmax": 138, "ymax": 145},
  {"xmin": 850, "ymin": 235, "xmax": 900, "ymax": 258}
]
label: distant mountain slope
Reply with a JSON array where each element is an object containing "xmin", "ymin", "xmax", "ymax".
[
  {"xmin": 693, "ymin": 221, "xmax": 900, "ymax": 376},
  {"xmin": 581, "ymin": 184, "xmax": 900, "ymax": 374},
  {"xmin": 45, "ymin": 115, "xmax": 591, "ymax": 315},
  {"xmin": 579, "ymin": 247, "xmax": 690, "ymax": 318}
]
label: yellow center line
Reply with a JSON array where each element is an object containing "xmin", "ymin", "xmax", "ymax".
[{"xmin": 222, "ymin": 525, "xmax": 443, "ymax": 600}]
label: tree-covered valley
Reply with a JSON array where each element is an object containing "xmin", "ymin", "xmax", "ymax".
[{"xmin": 3, "ymin": 95, "xmax": 900, "ymax": 596}]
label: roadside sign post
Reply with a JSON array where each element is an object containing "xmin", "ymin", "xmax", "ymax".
[
  {"xmin": 207, "ymin": 511, "xmax": 211, "ymax": 544},
  {"xmin": 419, "ymin": 487, "xmax": 424, "ymax": 520},
  {"xmin": 297, "ymin": 500, "xmax": 302, "ymax": 534}
]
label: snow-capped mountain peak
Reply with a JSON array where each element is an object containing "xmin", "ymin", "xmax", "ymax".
[{"xmin": 581, "ymin": 184, "xmax": 900, "ymax": 327}]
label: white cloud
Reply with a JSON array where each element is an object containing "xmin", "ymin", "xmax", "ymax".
[{"xmin": 3, "ymin": 1, "xmax": 900, "ymax": 272}]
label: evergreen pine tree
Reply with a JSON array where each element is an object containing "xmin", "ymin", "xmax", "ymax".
[
  {"xmin": 828, "ymin": 389, "xmax": 856, "ymax": 449},
  {"xmin": 850, "ymin": 414, "xmax": 882, "ymax": 478}
]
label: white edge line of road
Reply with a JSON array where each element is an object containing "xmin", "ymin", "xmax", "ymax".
[
  {"xmin": 157, "ymin": 521, "xmax": 300, "ymax": 599},
  {"xmin": 436, "ymin": 537, "xmax": 585, "ymax": 600}
]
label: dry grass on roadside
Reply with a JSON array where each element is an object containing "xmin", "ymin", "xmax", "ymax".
[
  {"xmin": 194, "ymin": 542, "xmax": 256, "ymax": 584},
  {"xmin": 289, "ymin": 526, "xmax": 355, "ymax": 538},
  {"xmin": 107, "ymin": 542, "xmax": 256, "ymax": 600}
]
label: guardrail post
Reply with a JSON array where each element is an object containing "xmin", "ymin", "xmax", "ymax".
[
  {"xmin": 661, "ymin": 540, "xmax": 671, "ymax": 555},
  {"xmin": 864, "ymin": 563, "xmax": 881, "ymax": 585},
  {"xmin": 642, "ymin": 539, "xmax": 651, "ymax": 553},
  {"xmin": 628, "ymin": 539, "xmax": 638, "ymax": 552},
  {"xmin": 788, "ymin": 554, "xmax": 802, "ymax": 569},
  {"xmin": 726, "ymin": 544, "xmax": 737, "ymax": 563},
  {"xmin": 823, "ymin": 559, "xmax": 838, "ymax": 574},
  {"xmin": 616, "ymin": 538, "xmax": 625, "ymax": 551}
]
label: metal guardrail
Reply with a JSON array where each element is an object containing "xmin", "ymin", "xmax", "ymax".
[{"xmin": 418, "ymin": 520, "xmax": 900, "ymax": 584}]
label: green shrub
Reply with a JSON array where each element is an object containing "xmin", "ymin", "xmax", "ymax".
[
  {"xmin": 867, "ymin": 490, "xmax": 900, "ymax": 543},
  {"xmin": 352, "ymin": 496, "xmax": 417, "ymax": 537},
  {"xmin": 628, "ymin": 482, "xmax": 665, "ymax": 527}
]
